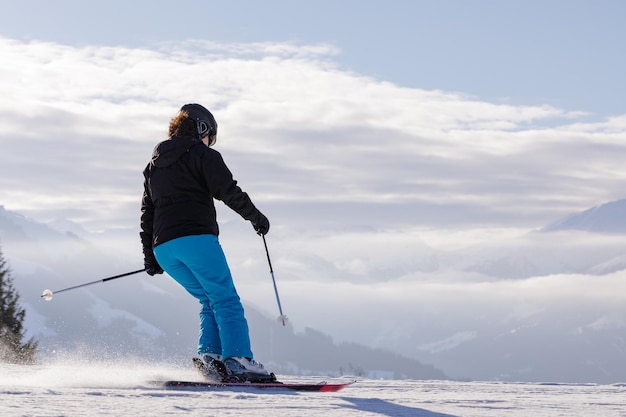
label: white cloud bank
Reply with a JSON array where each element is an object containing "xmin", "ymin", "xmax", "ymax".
[{"xmin": 0, "ymin": 36, "xmax": 625, "ymax": 238}]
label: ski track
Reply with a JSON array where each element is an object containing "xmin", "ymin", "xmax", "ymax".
[{"xmin": 1, "ymin": 363, "xmax": 625, "ymax": 417}]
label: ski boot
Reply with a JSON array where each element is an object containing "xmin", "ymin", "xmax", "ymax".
[
  {"xmin": 193, "ymin": 353, "xmax": 229, "ymax": 381},
  {"xmin": 222, "ymin": 357, "xmax": 277, "ymax": 383}
]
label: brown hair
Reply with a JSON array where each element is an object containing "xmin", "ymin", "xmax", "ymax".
[{"xmin": 168, "ymin": 110, "xmax": 198, "ymax": 138}]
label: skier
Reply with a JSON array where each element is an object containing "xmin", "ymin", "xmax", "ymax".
[{"xmin": 140, "ymin": 103, "xmax": 273, "ymax": 382}]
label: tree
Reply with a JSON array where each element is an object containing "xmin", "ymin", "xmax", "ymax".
[{"xmin": 0, "ymin": 246, "xmax": 38, "ymax": 364}]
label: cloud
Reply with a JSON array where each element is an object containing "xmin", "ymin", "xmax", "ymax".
[
  {"xmin": 234, "ymin": 263, "xmax": 626, "ymax": 348},
  {"xmin": 0, "ymin": 36, "xmax": 625, "ymax": 234}
]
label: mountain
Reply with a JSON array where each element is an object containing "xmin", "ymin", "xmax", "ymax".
[
  {"xmin": 0, "ymin": 205, "xmax": 446, "ymax": 380},
  {"xmin": 450, "ymin": 199, "xmax": 626, "ymax": 280},
  {"xmin": 541, "ymin": 199, "xmax": 626, "ymax": 233},
  {"xmin": 403, "ymin": 200, "xmax": 626, "ymax": 382},
  {"xmin": 3, "ymin": 200, "xmax": 626, "ymax": 383}
]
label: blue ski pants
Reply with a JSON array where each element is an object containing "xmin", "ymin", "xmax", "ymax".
[{"xmin": 153, "ymin": 234, "xmax": 253, "ymax": 359}]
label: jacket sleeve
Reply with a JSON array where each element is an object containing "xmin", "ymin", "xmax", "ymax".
[
  {"xmin": 202, "ymin": 150, "xmax": 262, "ymax": 223},
  {"xmin": 140, "ymin": 167, "xmax": 156, "ymax": 254}
]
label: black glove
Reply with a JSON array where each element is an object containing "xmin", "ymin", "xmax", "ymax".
[
  {"xmin": 144, "ymin": 254, "xmax": 163, "ymax": 276},
  {"xmin": 141, "ymin": 232, "xmax": 163, "ymax": 276},
  {"xmin": 252, "ymin": 211, "xmax": 270, "ymax": 235}
]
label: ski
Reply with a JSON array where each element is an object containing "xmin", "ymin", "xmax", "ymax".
[
  {"xmin": 162, "ymin": 357, "xmax": 354, "ymax": 392},
  {"xmin": 162, "ymin": 379, "xmax": 354, "ymax": 392}
]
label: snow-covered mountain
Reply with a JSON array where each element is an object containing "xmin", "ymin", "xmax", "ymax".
[
  {"xmin": 0, "ymin": 205, "xmax": 444, "ymax": 380},
  {"xmin": 541, "ymin": 199, "xmax": 626, "ymax": 233},
  {"xmin": 2, "ymin": 200, "xmax": 626, "ymax": 383},
  {"xmin": 447, "ymin": 199, "xmax": 626, "ymax": 280}
]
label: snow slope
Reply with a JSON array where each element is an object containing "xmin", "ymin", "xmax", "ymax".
[{"xmin": 1, "ymin": 362, "xmax": 624, "ymax": 417}]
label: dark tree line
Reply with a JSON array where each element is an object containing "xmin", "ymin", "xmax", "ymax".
[{"xmin": 0, "ymin": 246, "xmax": 37, "ymax": 363}]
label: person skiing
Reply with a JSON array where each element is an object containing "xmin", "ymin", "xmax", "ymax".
[{"xmin": 140, "ymin": 103, "xmax": 273, "ymax": 382}]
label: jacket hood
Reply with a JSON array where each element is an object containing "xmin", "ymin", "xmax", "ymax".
[{"xmin": 150, "ymin": 136, "xmax": 202, "ymax": 168}]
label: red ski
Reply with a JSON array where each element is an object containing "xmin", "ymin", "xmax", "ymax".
[{"xmin": 163, "ymin": 379, "xmax": 354, "ymax": 392}]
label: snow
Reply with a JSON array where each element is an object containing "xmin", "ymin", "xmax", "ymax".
[
  {"xmin": 86, "ymin": 294, "xmax": 164, "ymax": 339},
  {"xmin": 418, "ymin": 331, "xmax": 478, "ymax": 354},
  {"xmin": 1, "ymin": 362, "xmax": 625, "ymax": 417}
]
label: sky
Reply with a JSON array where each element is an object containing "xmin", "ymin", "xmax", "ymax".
[{"xmin": 1, "ymin": 0, "xmax": 626, "ymax": 242}]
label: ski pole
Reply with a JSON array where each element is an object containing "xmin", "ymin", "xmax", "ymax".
[
  {"xmin": 261, "ymin": 234, "xmax": 288, "ymax": 326},
  {"xmin": 41, "ymin": 268, "xmax": 146, "ymax": 301}
]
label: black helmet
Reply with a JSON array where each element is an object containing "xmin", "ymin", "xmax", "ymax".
[{"xmin": 180, "ymin": 103, "xmax": 218, "ymax": 139}]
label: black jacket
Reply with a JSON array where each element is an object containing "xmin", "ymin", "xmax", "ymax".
[{"xmin": 140, "ymin": 135, "xmax": 263, "ymax": 252}]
